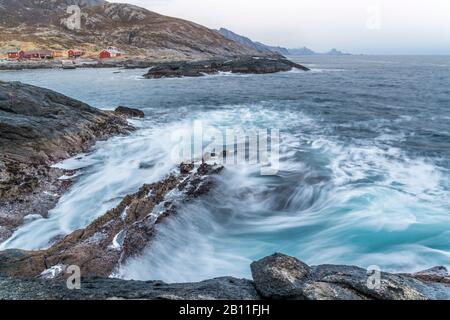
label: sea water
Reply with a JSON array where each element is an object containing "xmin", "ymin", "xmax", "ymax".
[{"xmin": 0, "ymin": 55, "xmax": 449, "ymax": 282}]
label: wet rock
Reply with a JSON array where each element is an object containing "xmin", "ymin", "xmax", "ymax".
[
  {"xmin": 0, "ymin": 81, "xmax": 134, "ymax": 243},
  {"xmin": 1, "ymin": 252, "xmax": 448, "ymax": 300},
  {"xmin": 250, "ymin": 253, "xmax": 311, "ymax": 299},
  {"xmin": 251, "ymin": 253, "xmax": 450, "ymax": 300},
  {"xmin": 0, "ymin": 163, "xmax": 224, "ymax": 279},
  {"xmin": 144, "ymin": 56, "xmax": 309, "ymax": 79},
  {"xmin": 179, "ymin": 162, "xmax": 195, "ymax": 174},
  {"xmin": 114, "ymin": 106, "xmax": 145, "ymax": 118},
  {"xmin": 412, "ymin": 266, "xmax": 450, "ymax": 284},
  {"xmin": 0, "ymin": 276, "xmax": 260, "ymax": 300}
]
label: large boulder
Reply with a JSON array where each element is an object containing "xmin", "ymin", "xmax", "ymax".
[
  {"xmin": 251, "ymin": 253, "xmax": 450, "ymax": 300},
  {"xmin": 0, "ymin": 252, "xmax": 449, "ymax": 300},
  {"xmin": 250, "ymin": 253, "xmax": 311, "ymax": 299},
  {"xmin": 0, "ymin": 276, "xmax": 260, "ymax": 300},
  {"xmin": 0, "ymin": 163, "xmax": 224, "ymax": 279},
  {"xmin": 144, "ymin": 57, "xmax": 309, "ymax": 79},
  {"xmin": 114, "ymin": 106, "xmax": 145, "ymax": 118}
]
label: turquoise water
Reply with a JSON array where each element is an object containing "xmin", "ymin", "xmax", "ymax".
[{"xmin": 0, "ymin": 55, "xmax": 449, "ymax": 282}]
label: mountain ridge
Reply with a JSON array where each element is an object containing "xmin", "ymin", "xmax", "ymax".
[
  {"xmin": 0, "ymin": 0, "xmax": 265, "ymax": 61},
  {"xmin": 216, "ymin": 27, "xmax": 289, "ymax": 55},
  {"xmin": 216, "ymin": 27, "xmax": 351, "ymax": 56}
]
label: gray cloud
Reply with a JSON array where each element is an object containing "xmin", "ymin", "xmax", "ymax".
[{"xmin": 114, "ymin": 0, "xmax": 450, "ymax": 54}]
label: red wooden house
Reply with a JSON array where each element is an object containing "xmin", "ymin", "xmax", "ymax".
[
  {"xmin": 7, "ymin": 51, "xmax": 20, "ymax": 59},
  {"xmin": 99, "ymin": 47, "xmax": 123, "ymax": 59},
  {"xmin": 21, "ymin": 50, "xmax": 54, "ymax": 59},
  {"xmin": 68, "ymin": 49, "xmax": 84, "ymax": 58}
]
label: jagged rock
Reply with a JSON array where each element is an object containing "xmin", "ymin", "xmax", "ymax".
[
  {"xmin": 0, "ymin": 81, "xmax": 133, "ymax": 243},
  {"xmin": 179, "ymin": 162, "xmax": 195, "ymax": 174},
  {"xmin": 0, "ymin": 252, "xmax": 448, "ymax": 300},
  {"xmin": 251, "ymin": 253, "xmax": 450, "ymax": 300},
  {"xmin": 412, "ymin": 266, "xmax": 450, "ymax": 284},
  {"xmin": 0, "ymin": 163, "xmax": 224, "ymax": 279},
  {"xmin": 0, "ymin": 276, "xmax": 259, "ymax": 300},
  {"xmin": 250, "ymin": 253, "xmax": 311, "ymax": 299},
  {"xmin": 114, "ymin": 106, "xmax": 145, "ymax": 118},
  {"xmin": 144, "ymin": 56, "xmax": 309, "ymax": 79}
]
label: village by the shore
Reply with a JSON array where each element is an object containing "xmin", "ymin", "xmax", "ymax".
[{"xmin": 0, "ymin": 46, "xmax": 129, "ymax": 70}]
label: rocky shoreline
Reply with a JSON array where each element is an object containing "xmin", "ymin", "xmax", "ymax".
[
  {"xmin": 0, "ymin": 82, "xmax": 448, "ymax": 301},
  {"xmin": 0, "ymin": 81, "xmax": 134, "ymax": 242},
  {"xmin": 144, "ymin": 56, "xmax": 309, "ymax": 79},
  {"xmin": 0, "ymin": 162, "xmax": 224, "ymax": 278},
  {"xmin": 0, "ymin": 253, "xmax": 448, "ymax": 300},
  {"xmin": 0, "ymin": 56, "xmax": 309, "ymax": 76},
  {"xmin": 0, "ymin": 59, "xmax": 157, "ymax": 71}
]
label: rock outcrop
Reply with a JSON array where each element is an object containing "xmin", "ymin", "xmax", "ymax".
[
  {"xmin": 0, "ymin": 276, "xmax": 260, "ymax": 300},
  {"xmin": 250, "ymin": 253, "xmax": 450, "ymax": 300},
  {"xmin": 114, "ymin": 106, "xmax": 145, "ymax": 118},
  {"xmin": 0, "ymin": 253, "xmax": 448, "ymax": 300},
  {"xmin": 0, "ymin": 162, "xmax": 224, "ymax": 278},
  {"xmin": 144, "ymin": 56, "xmax": 309, "ymax": 79},
  {"xmin": 0, "ymin": 81, "xmax": 133, "ymax": 242}
]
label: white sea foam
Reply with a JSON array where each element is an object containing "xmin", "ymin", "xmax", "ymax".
[
  {"xmin": 0, "ymin": 68, "xmax": 448, "ymax": 282},
  {"xmin": 116, "ymin": 106, "xmax": 450, "ymax": 282}
]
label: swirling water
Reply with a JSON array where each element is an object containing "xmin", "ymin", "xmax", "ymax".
[{"xmin": 0, "ymin": 55, "xmax": 449, "ymax": 282}]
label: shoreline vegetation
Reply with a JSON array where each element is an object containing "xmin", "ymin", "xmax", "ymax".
[{"xmin": 0, "ymin": 81, "xmax": 449, "ymax": 300}]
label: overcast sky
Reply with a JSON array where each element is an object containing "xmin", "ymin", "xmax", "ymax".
[{"xmin": 114, "ymin": 0, "xmax": 450, "ymax": 54}]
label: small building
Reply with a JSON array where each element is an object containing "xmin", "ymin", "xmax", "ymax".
[
  {"xmin": 99, "ymin": 47, "xmax": 123, "ymax": 59},
  {"xmin": 7, "ymin": 51, "xmax": 20, "ymax": 59},
  {"xmin": 68, "ymin": 49, "xmax": 85, "ymax": 59},
  {"xmin": 22, "ymin": 50, "xmax": 54, "ymax": 59}
]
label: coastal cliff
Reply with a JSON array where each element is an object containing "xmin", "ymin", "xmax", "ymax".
[
  {"xmin": 0, "ymin": 81, "xmax": 133, "ymax": 242},
  {"xmin": 0, "ymin": 162, "xmax": 225, "ymax": 278}
]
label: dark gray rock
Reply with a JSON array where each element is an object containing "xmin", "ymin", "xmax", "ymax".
[
  {"xmin": 412, "ymin": 266, "xmax": 450, "ymax": 284},
  {"xmin": 179, "ymin": 162, "xmax": 195, "ymax": 174},
  {"xmin": 250, "ymin": 253, "xmax": 311, "ymax": 299},
  {"xmin": 0, "ymin": 276, "xmax": 260, "ymax": 300},
  {"xmin": 115, "ymin": 106, "xmax": 145, "ymax": 118},
  {"xmin": 0, "ymin": 163, "xmax": 224, "ymax": 279},
  {"xmin": 0, "ymin": 81, "xmax": 133, "ymax": 242},
  {"xmin": 251, "ymin": 253, "xmax": 450, "ymax": 300},
  {"xmin": 144, "ymin": 56, "xmax": 309, "ymax": 79}
]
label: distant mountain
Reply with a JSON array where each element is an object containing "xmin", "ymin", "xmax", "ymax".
[
  {"xmin": 215, "ymin": 28, "xmax": 351, "ymax": 57},
  {"xmin": 287, "ymin": 47, "xmax": 317, "ymax": 55},
  {"xmin": 0, "ymin": 0, "xmax": 261, "ymax": 60},
  {"xmin": 324, "ymin": 48, "xmax": 351, "ymax": 56},
  {"xmin": 255, "ymin": 42, "xmax": 290, "ymax": 56},
  {"xmin": 288, "ymin": 47, "xmax": 351, "ymax": 56},
  {"xmin": 216, "ymin": 28, "xmax": 289, "ymax": 55}
]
